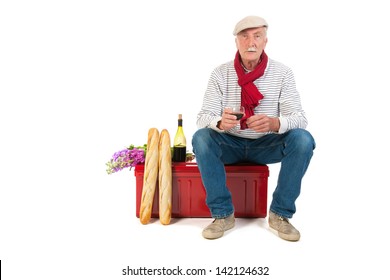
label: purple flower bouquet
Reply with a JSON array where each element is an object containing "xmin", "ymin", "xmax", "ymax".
[{"xmin": 105, "ymin": 144, "xmax": 147, "ymax": 174}]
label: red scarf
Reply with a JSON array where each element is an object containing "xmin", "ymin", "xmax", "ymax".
[{"xmin": 234, "ymin": 50, "xmax": 268, "ymax": 129}]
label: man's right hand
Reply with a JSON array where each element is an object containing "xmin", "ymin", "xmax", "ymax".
[{"xmin": 218, "ymin": 108, "xmax": 240, "ymax": 130}]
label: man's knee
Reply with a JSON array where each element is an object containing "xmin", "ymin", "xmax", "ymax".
[
  {"xmin": 192, "ymin": 128, "xmax": 215, "ymax": 155},
  {"xmin": 288, "ymin": 129, "xmax": 316, "ymax": 153}
]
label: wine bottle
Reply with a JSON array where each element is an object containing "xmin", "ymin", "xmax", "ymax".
[{"xmin": 173, "ymin": 114, "xmax": 187, "ymax": 162}]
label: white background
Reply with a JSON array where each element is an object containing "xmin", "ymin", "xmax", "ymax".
[{"xmin": 1, "ymin": 0, "xmax": 389, "ymax": 279}]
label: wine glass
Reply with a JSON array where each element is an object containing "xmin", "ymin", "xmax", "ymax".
[{"xmin": 225, "ymin": 105, "xmax": 245, "ymax": 120}]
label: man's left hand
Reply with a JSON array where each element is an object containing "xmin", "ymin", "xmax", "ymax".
[{"xmin": 246, "ymin": 114, "xmax": 280, "ymax": 132}]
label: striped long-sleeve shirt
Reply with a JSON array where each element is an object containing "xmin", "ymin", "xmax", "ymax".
[{"xmin": 196, "ymin": 58, "xmax": 308, "ymax": 139}]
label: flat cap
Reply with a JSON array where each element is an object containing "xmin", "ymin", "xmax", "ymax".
[{"xmin": 233, "ymin": 16, "xmax": 268, "ymax": 36}]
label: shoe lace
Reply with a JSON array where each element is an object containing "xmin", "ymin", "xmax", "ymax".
[
  {"xmin": 213, "ymin": 218, "xmax": 224, "ymax": 225},
  {"xmin": 277, "ymin": 215, "xmax": 290, "ymax": 224}
]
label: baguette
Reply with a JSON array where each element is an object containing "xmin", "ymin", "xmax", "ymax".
[
  {"xmin": 139, "ymin": 128, "xmax": 159, "ymax": 225},
  {"xmin": 158, "ymin": 129, "xmax": 172, "ymax": 225}
]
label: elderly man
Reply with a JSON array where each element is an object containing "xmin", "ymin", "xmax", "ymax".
[{"xmin": 192, "ymin": 16, "xmax": 315, "ymax": 241}]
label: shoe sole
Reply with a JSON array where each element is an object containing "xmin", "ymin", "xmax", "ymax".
[
  {"xmin": 202, "ymin": 222, "xmax": 235, "ymax": 240},
  {"xmin": 268, "ymin": 224, "xmax": 300, "ymax": 242}
]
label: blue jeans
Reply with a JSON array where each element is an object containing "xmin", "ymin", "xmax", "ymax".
[{"xmin": 192, "ymin": 128, "xmax": 315, "ymax": 219}]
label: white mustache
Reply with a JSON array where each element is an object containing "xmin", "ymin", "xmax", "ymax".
[{"xmin": 247, "ymin": 47, "xmax": 257, "ymax": 52}]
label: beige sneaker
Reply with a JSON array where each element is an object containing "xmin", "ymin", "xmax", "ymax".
[
  {"xmin": 202, "ymin": 214, "xmax": 235, "ymax": 239},
  {"xmin": 268, "ymin": 211, "xmax": 300, "ymax": 241}
]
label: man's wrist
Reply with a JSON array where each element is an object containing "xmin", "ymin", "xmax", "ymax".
[
  {"xmin": 217, "ymin": 120, "xmax": 222, "ymax": 130},
  {"xmin": 272, "ymin": 117, "xmax": 280, "ymax": 132}
]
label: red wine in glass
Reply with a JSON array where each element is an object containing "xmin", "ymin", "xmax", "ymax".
[
  {"xmin": 232, "ymin": 113, "xmax": 244, "ymax": 120},
  {"xmin": 228, "ymin": 106, "xmax": 245, "ymax": 120}
]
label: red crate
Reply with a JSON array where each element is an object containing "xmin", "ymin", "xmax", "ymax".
[{"xmin": 134, "ymin": 162, "xmax": 269, "ymax": 218}]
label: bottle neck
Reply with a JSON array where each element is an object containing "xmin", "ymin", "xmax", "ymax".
[{"xmin": 178, "ymin": 119, "xmax": 183, "ymax": 127}]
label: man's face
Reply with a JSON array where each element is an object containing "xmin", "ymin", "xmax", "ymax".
[{"xmin": 235, "ymin": 27, "xmax": 268, "ymax": 64}]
